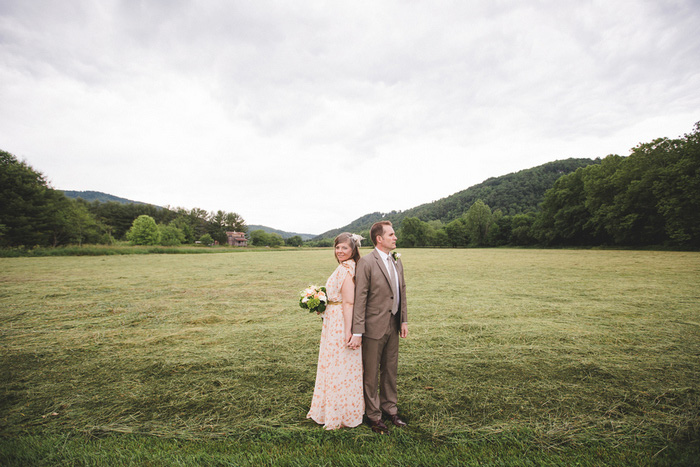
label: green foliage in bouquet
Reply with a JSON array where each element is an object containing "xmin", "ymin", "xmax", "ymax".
[{"xmin": 299, "ymin": 285, "xmax": 328, "ymax": 313}]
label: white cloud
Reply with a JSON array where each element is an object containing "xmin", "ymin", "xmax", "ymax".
[{"xmin": 1, "ymin": 0, "xmax": 699, "ymax": 233}]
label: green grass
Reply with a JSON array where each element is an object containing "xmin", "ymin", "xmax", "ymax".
[{"xmin": 1, "ymin": 249, "xmax": 699, "ymax": 465}]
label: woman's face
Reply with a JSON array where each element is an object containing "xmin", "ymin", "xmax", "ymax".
[{"xmin": 335, "ymin": 241, "xmax": 353, "ymax": 262}]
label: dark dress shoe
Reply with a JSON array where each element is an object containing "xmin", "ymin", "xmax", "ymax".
[
  {"xmin": 367, "ymin": 418, "xmax": 389, "ymax": 433},
  {"xmin": 383, "ymin": 413, "xmax": 407, "ymax": 427}
]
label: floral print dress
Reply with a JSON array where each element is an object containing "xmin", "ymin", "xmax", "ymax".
[{"xmin": 307, "ymin": 260, "xmax": 364, "ymax": 429}]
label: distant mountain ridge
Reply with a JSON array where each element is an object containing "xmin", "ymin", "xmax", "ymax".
[
  {"xmin": 61, "ymin": 190, "xmax": 316, "ymax": 240},
  {"xmin": 62, "ymin": 158, "xmax": 598, "ymax": 243},
  {"xmin": 315, "ymin": 158, "xmax": 599, "ymax": 240},
  {"xmin": 61, "ymin": 190, "xmax": 157, "ymax": 207}
]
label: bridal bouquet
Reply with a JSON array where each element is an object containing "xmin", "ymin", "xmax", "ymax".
[{"xmin": 299, "ymin": 285, "xmax": 328, "ymax": 314}]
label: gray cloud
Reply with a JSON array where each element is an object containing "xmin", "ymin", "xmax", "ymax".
[{"xmin": 1, "ymin": 0, "xmax": 699, "ymax": 233}]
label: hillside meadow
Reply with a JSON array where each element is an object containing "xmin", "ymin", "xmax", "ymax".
[{"xmin": 1, "ymin": 248, "xmax": 698, "ymax": 465}]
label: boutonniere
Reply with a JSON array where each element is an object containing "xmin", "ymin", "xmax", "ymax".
[{"xmin": 391, "ymin": 251, "xmax": 401, "ymax": 262}]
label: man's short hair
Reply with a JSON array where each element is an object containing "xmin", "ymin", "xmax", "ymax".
[{"xmin": 370, "ymin": 221, "xmax": 392, "ymax": 246}]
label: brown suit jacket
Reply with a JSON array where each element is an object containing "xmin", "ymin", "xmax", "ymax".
[{"xmin": 352, "ymin": 249, "xmax": 407, "ymax": 340}]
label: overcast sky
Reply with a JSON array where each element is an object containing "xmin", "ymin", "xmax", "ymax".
[{"xmin": 2, "ymin": 1, "xmax": 699, "ymax": 234}]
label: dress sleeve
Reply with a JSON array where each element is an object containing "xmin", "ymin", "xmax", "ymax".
[{"xmin": 341, "ymin": 260, "xmax": 356, "ymax": 278}]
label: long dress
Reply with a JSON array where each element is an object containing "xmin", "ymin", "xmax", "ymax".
[{"xmin": 307, "ymin": 260, "xmax": 364, "ymax": 429}]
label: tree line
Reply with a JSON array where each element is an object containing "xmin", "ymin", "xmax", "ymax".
[
  {"xmin": 247, "ymin": 230, "xmax": 304, "ymax": 247},
  {"xmin": 305, "ymin": 122, "xmax": 699, "ymax": 249},
  {"xmin": 536, "ymin": 122, "xmax": 699, "ymax": 247},
  {"xmin": 0, "ymin": 149, "xmax": 246, "ymax": 248},
  {"xmin": 314, "ymin": 158, "xmax": 599, "ymax": 241},
  {"xmin": 3, "ymin": 121, "xmax": 698, "ymax": 249},
  {"xmin": 387, "ymin": 122, "xmax": 698, "ymax": 248}
]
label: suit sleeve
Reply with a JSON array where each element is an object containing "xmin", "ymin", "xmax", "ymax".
[
  {"xmin": 352, "ymin": 257, "xmax": 370, "ymax": 334},
  {"xmin": 399, "ymin": 259, "xmax": 408, "ymax": 324}
]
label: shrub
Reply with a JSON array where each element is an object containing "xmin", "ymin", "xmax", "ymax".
[
  {"xmin": 159, "ymin": 224, "xmax": 186, "ymax": 246},
  {"xmin": 126, "ymin": 215, "xmax": 161, "ymax": 245}
]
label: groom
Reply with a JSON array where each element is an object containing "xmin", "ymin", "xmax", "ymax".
[{"xmin": 349, "ymin": 220, "xmax": 408, "ymax": 433}]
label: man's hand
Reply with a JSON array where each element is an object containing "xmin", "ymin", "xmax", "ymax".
[
  {"xmin": 400, "ymin": 323, "xmax": 408, "ymax": 338},
  {"xmin": 348, "ymin": 335, "xmax": 362, "ymax": 350}
]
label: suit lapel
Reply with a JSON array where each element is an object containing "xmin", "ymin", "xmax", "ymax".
[{"xmin": 372, "ymin": 249, "xmax": 393, "ymax": 288}]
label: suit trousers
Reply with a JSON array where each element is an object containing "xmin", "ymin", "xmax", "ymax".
[{"xmin": 362, "ymin": 313, "xmax": 400, "ymax": 420}]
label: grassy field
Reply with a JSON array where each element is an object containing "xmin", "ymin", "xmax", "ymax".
[{"xmin": 1, "ymin": 248, "xmax": 699, "ymax": 465}]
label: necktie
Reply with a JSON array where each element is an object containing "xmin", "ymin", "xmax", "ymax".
[{"xmin": 387, "ymin": 256, "xmax": 398, "ymax": 315}]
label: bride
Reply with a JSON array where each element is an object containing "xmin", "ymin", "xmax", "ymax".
[{"xmin": 306, "ymin": 232, "xmax": 364, "ymax": 429}]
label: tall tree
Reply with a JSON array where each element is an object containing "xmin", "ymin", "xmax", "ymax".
[
  {"xmin": 250, "ymin": 229, "xmax": 270, "ymax": 246},
  {"xmin": 534, "ymin": 168, "xmax": 593, "ymax": 245},
  {"xmin": 1, "ymin": 150, "xmax": 91, "ymax": 247},
  {"xmin": 399, "ymin": 217, "xmax": 431, "ymax": 247},
  {"xmin": 464, "ymin": 199, "xmax": 493, "ymax": 246},
  {"xmin": 224, "ymin": 212, "xmax": 247, "ymax": 232},
  {"xmin": 285, "ymin": 235, "xmax": 303, "ymax": 247},
  {"xmin": 188, "ymin": 208, "xmax": 210, "ymax": 240},
  {"xmin": 158, "ymin": 223, "xmax": 186, "ymax": 246},
  {"xmin": 650, "ymin": 123, "xmax": 700, "ymax": 246},
  {"xmin": 444, "ymin": 218, "xmax": 469, "ymax": 247},
  {"xmin": 509, "ymin": 213, "xmax": 537, "ymax": 246},
  {"xmin": 50, "ymin": 198, "xmax": 100, "ymax": 247}
]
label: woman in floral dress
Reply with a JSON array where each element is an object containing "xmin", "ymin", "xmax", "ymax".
[{"xmin": 307, "ymin": 232, "xmax": 364, "ymax": 429}]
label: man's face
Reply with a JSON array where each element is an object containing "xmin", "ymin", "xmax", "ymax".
[{"xmin": 378, "ymin": 225, "xmax": 397, "ymax": 251}]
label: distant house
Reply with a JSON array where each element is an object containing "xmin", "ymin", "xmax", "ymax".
[{"xmin": 226, "ymin": 231, "xmax": 248, "ymax": 247}]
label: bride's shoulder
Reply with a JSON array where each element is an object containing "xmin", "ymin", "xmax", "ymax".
[{"xmin": 340, "ymin": 259, "xmax": 356, "ymax": 274}]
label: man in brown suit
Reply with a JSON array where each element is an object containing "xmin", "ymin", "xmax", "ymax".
[{"xmin": 349, "ymin": 220, "xmax": 408, "ymax": 433}]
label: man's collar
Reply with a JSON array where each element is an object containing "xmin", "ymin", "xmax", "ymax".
[{"xmin": 375, "ymin": 248, "xmax": 390, "ymax": 260}]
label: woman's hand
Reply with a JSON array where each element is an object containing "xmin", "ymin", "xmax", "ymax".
[{"xmin": 348, "ymin": 335, "xmax": 362, "ymax": 350}]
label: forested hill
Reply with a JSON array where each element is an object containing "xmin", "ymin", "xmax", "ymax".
[
  {"xmin": 62, "ymin": 190, "xmax": 156, "ymax": 207},
  {"xmin": 315, "ymin": 158, "xmax": 598, "ymax": 240}
]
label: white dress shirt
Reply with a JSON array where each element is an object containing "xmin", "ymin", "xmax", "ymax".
[{"xmin": 376, "ymin": 248, "xmax": 400, "ymax": 297}]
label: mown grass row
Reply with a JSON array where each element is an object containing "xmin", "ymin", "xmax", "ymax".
[
  {"xmin": 0, "ymin": 244, "xmax": 307, "ymax": 257},
  {"xmin": 1, "ymin": 248, "xmax": 698, "ymax": 465},
  {"xmin": 4, "ymin": 429, "xmax": 692, "ymax": 466}
]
